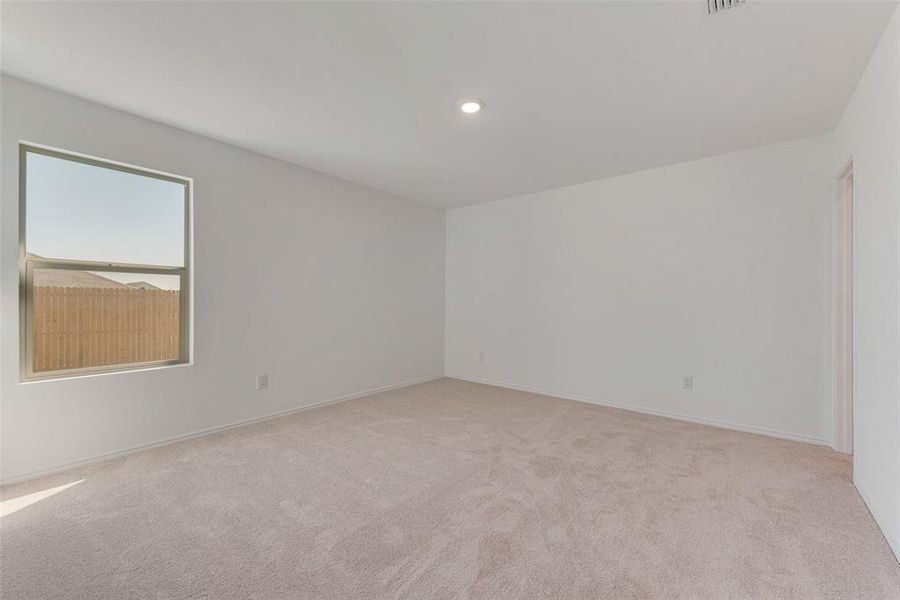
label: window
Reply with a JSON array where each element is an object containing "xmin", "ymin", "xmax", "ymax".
[{"xmin": 20, "ymin": 144, "xmax": 191, "ymax": 380}]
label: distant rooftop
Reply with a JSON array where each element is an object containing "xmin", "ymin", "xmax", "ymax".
[
  {"xmin": 34, "ymin": 269, "xmax": 128, "ymax": 288},
  {"xmin": 27, "ymin": 253, "xmax": 160, "ymax": 289}
]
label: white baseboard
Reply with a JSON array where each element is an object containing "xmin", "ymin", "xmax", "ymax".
[
  {"xmin": 446, "ymin": 373, "xmax": 831, "ymax": 447},
  {"xmin": 855, "ymin": 477, "xmax": 900, "ymax": 564},
  {"xmin": 1, "ymin": 374, "xmax": 444, "ymax": 487}
]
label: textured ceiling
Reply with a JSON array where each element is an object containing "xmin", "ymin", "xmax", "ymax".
[{"xmin": 2, "ymin": 1, "xmax": 895, "ymax": 207}]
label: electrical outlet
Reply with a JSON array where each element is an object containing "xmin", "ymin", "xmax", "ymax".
[
  {"xmin": 256, "ymin": 373, "xmax": 268, "ymax": 391},
  {"xmin": 681, "ymin": 375, "xmax": 693, "ymax": 391}
]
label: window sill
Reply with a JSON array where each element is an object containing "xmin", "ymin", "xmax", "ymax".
[{"xmin": 20, "ymin": 360, "xmax": 192, "ymax": 385}]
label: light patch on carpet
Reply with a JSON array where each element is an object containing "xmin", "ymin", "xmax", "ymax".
[{"xmin": 0, "ymin": 480, "xmax": 84, "ymax": 518}]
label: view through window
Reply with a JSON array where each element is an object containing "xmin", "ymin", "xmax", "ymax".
[{"xmin": 20, "ymin": 145, "xmax": 190, "ymax": 379}]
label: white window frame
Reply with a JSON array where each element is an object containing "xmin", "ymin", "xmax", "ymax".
[{"xmin": 19, "ymin": 143, "xmax": 192, "ymax": 381}]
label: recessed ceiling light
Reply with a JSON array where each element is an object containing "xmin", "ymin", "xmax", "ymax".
[{"xmin": 459, "ymin": 98, "xmax": 484, "ymax": 114}]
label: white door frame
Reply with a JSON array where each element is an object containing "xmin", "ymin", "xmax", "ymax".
[{"xmin": 833, "ymin": 158, "xmax": 853, "ymax": 454}]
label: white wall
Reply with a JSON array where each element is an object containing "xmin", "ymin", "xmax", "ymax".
[
  {"xmin": 446, "ymin": 134, "xmax": 834, "ymax": 445},
  {"xmin": 832, "ymin": 6, "xmax": 900, "ymax": 562},
  {"xmin": 0, "ymin": 77, "xmax": 445, "ymax": 483}
]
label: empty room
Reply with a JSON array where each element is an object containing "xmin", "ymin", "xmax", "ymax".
[{"xmin": 1, "ymin": 1, "xmax": 900, "ymax": 598}]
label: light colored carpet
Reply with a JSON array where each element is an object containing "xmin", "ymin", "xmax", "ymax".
[{"xmin": 1, "ymin": 378, "xmax": 898, "ymax": 599}]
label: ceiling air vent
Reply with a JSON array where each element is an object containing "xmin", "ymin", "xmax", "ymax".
[{"xmin": 708, "ymin": 0, "xmax": 746, "ymax": 14}]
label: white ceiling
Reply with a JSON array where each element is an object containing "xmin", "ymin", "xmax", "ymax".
[{"xmin": 2, "ymin": 1, "xmax": 896, "ymax": 208}]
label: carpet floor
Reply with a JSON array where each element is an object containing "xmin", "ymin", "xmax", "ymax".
[{"xmin": 1, "ymin": 378, "xmax": 899, "ymax": 599}]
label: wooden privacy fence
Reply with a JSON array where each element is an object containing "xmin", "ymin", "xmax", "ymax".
[{"xmin": 33, "ymin": 286, "xmax": 180, "ymax": 372}]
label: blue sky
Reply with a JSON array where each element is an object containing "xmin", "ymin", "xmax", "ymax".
[{"xmin": 26, "ymin": 151, "xmax": 185, "ymax": 290}]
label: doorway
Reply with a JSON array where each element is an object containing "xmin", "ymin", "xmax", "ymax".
[{"xmin": 833, "ymin": 160, "xmax": 853, "ymax": 455}]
